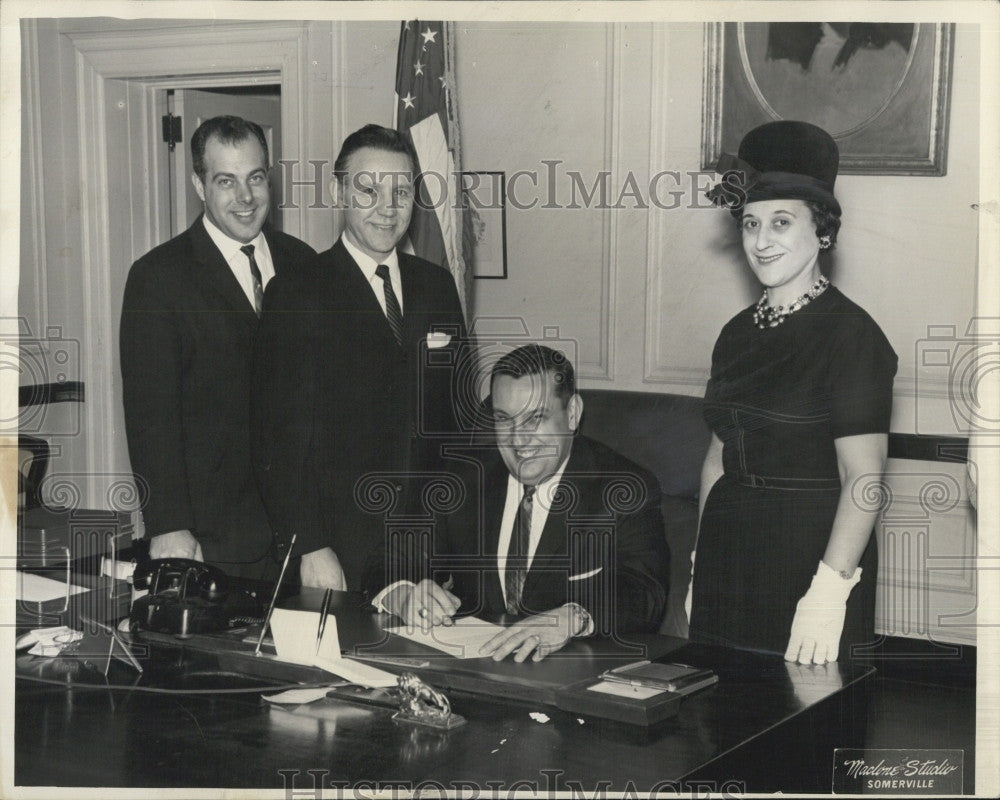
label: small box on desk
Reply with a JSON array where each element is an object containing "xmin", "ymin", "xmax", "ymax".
[{"xmin": 554, "ymin": 662, "xmax": 719, "ymax": 726}]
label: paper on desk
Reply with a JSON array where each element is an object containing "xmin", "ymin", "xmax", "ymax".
[
  {"xmin": 269, "ymin": 607, "xmax": 325, "ymax": 665},
  {"xmin": 269, "ymin": 607, "xmax": 398, "ymax": 688},
  {"xmin": 384, "ymin": 617, "xmax": 504, "ymax": 658},
  {"xmin": 587, "ymin": 680, "xmax": 665, "ymax": 700},
  {"xmin": 313, "ymin": 655, "xmax": 398, "ymax": 687},
  {"xmin": 17, "ymin": 571, "xmax": 88, "ymax": 602},
  {"xmin": 263, "ymin": 686, "xmax": 344, "ymax": 705}
]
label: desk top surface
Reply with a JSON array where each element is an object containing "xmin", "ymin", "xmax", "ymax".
[{"xmin": 15, "ymin": 600, "xmax": 873, "ymax": 793}]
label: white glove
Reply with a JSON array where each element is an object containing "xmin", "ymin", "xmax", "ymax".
[{"xmin": 784, "ymin": 560, "xmax": 861, "ymax": 664}]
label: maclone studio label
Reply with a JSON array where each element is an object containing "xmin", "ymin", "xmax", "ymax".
[{"xmin": 832, "ymin": 749, "xmax": 963, "ymax": 794}]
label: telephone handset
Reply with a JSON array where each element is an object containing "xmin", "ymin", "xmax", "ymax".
[
  {"xmin": 129, "ymin": 558, "xmax": 262, "ymax": 638},
  {"xmin": 132, "ymin": 558, "xmax": 229, "ymax": 600}
]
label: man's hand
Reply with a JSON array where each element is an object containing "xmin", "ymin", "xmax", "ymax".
[
  {"xmin": 149, "ymin": 529, "xmax": 203, "ymax": 561},
  {"xmin": 479, "ymin": 604, "xmax": 587, "ymax": 663},
  {"xmin": 300, "ymin": 547, "xmax": 347, "ymax": 590},
  {"xmin": 385, "ymin": 579, "xmax": 461, "ymax": 629}
]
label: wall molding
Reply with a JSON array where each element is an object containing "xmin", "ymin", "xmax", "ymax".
[
  {"xmin": 75, "ymin": 48, "xmax": 113, "ymax": 505},
  {"xmin": 20, "ymin": 21, "xmax": 47, "ymax": 339},
  {"xmin": 577, "ymin": 24, "xmax": 617, "ymax": 382},
  {"xmin": 643, "ymin": 25, "xmax": 672, "ymax": 386}
]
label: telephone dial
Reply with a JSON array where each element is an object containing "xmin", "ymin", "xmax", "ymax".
[{"xmin": 129, "ymin": 559, "xmax": 262, "ymax": 638}]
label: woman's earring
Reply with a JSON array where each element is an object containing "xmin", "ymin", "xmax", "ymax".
[{"xmin": 819, "ymin": 235, "xmax": 832, "ymax": 250}]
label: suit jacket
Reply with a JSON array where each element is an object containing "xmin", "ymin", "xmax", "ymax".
[
  {"xmin": 120, "ymin": 216, "xmax": 315, "ymax": 567},
  {"xmin": 403, "ymin": 435, "xmax": 670, "ymax": 635},
  {"xmin": 253, "ymin": 239, "xmax": 468, "ymax": 593}
]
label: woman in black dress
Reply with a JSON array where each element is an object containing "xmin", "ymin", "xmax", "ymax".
[{"xmin": 689, "ymin": 121, "xmax": 897, "ymax": 664}]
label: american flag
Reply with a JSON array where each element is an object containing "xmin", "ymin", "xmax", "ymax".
[{"xmin": 394, "ymin": 20, "xmax": 468, "ymax": 312}]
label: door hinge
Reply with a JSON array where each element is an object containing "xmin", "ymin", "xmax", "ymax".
[{"xmin": 161, "ymin": 113, "xmax": 183, "ymax": 151}]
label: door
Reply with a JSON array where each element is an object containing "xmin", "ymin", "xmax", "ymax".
[{"xmin": 167, "ymin": 87, "xmax": 283, "ymax": 236}]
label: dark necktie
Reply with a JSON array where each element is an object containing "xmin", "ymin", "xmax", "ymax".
[
  {"xmin": 374, "ymin": 264, "xmax": 404, "ymax": 346},
  {"xmin": 239, "ymin": 244, "xmax": 264, "ymax": 316},
  {"xmin": 505, "ymin": 484, "xmax": 535, "ymax": 615}
]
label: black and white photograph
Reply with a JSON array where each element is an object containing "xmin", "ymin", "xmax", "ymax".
[{"xmin": 2, "ymin": 1, "xmax": 997, "ymax": 797}]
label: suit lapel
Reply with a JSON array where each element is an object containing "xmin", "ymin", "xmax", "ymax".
[
  {"xmin": 188, "ymin": 216, "xmax": 258, "ymax": 318},
  {"xmin": 522, "ymin": 440, "xmax": 590, "ymax": 603},
  {"xmin": 399, "ymin": 254, "xmax": 424, "ymax": 348},
  {"xmin": 264, "ymin": 227, "xmax": 290, "ymax": 275},
  {"xmin": 532, "ymin": 441, "xmax": 587, "ymax": 560}
]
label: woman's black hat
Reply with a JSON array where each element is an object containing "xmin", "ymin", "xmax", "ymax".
[{"xmin": 708, "ymin": 120, "xmax": 841, "ymax": 217}]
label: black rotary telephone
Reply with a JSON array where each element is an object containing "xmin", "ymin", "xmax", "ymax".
[{"xmin": 129, "ymin": 559, "xmax": 262, "ymax": 638}]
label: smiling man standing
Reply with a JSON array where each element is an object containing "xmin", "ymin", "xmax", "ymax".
[
  {"xmin": 253, "ymin": 124, "xmax": 467, "ymax": 595},
  {"xmin": 120, "ymin": 116, "xmax": 315, "ymax": 578}
]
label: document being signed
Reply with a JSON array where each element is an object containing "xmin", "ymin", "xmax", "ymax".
[{"xmin": 384, "ymin": 617, "xmax": 504, "ymax": 659}]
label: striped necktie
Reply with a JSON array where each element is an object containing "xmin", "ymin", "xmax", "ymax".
[
  {"xmin": 374, "ymin": 264, "xmax": 403, "ymax": 345},
  {"xmin": 505, "ymin": 484, "xmax": 536, "ymax": 615},
  {"xmin": 239, "ymin": 244, "xmax": 264, "ymax": 316}
]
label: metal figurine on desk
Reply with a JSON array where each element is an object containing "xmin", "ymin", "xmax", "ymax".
[{"xmin": 393, "ymin": 672, "xmax": 466, "ymax": 730}]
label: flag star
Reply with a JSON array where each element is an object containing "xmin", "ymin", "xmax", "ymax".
[
  {"xmin": 414, "ymin": 60, "xmax": 425, "ymax": 76},
  {"xmin": 421, "ymin": 27, "xmax": 437, "ymax": 45},
  {"xmin": 438, "ymin": 75, "xmax": 447, "ymax": 89},
  {"xmin": 401, "ymin": 93, "xmax": 416, "ymax": 110},
  {"xmin": 403, "ymin": 21, "xmax": 412, "ymax": 31}
]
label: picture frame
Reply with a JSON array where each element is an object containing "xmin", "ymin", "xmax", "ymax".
[
  {"xmin": 462, "ymin": 171, "xmax": 508, "ymax": 279},
  {"xmin": 702, "ymin": 22, "xmax": 955, "ymax": 175}
]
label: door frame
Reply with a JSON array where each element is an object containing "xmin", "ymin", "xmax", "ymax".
[{"xmin": 148, "ymin": 75, "xmax": 283, "ymax": 239}]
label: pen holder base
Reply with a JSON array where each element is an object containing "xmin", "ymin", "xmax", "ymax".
[
  {"xmin": 392, "ymin": 708, "xmax": 467, "ymax": 730},
  {"xmin": 391, "ymin": 672, "xmax": 467, "ymax": 729}
]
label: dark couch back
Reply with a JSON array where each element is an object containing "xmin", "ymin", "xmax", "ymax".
[
  {"xmin": 578, "ymin": 390, "xmax": 710, "ymax": 500},
  {"xmin": 578, "ymin": 389, "xmax": 711, "ymax": 638}
]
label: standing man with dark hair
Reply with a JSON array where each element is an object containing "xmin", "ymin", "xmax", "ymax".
[
  {"xmin": 254, "ymin": 124, "xmax": 467, "ymax": 594},
  {"xmin": 120, "ymin": 115, "xmax": 315, "ymax": 578}
]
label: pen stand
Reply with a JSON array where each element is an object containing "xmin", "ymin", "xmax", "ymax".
[{"xmin": 392, "ymin": 672, "xmax": 466, "ymax": 730}]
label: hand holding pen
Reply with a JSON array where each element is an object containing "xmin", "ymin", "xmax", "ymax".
[{"xmin": 388, "ymin": 577, "xmax": 460, "ymax": 629}]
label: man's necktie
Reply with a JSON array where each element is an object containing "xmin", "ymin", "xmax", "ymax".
[
  {"xmin": 374, "ymin": 264, "xmax": 404, "ymax": 346},
  {"xmin": 505, "ymin": 484, "xmax": 536, "ymax": 616},
  {"xmin": 239, "ymin": 244, "xmax": 264, "ymax": 316}
]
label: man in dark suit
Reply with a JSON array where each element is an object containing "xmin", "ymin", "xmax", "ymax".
[
  {"xmin": 378, "ymin": 344, "xmax": 670, "ymax": 662},
  {"xmin": 120, "ymin": 116, "xmax": 315, "ymax": 578},
  {"xmin": 253, "ymin": 124, "xmax": 467, "ymax": 593}
]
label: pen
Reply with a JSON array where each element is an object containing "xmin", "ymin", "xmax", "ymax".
[
  {"xmin": 316, "ymin": 588, "xmax": 333, "ymax": 654},
  {"xmin": 255, "ymin": 532, "xmax": 296, "ymax": 657}
]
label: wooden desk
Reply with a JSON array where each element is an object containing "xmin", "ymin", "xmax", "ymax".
[{"xmin": 15, "ymin": 624, "xmax": 873, "ymax": 793}]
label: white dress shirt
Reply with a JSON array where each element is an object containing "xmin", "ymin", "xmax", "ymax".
[
  {"xmin": 202, "ymin": 215, "xmax": 275, "ymax": 307},
  {"xmin": 341, "ymin": 233, "xmax": 404, "ymax": 314},
  {"xmin": 496, "ymin": 461, "xmax": 568, "ymax": 606}
]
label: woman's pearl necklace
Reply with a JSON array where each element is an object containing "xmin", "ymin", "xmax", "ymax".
[{"xmin": 753, "ymin": 275, "xmax": 830, "ymax": 329}]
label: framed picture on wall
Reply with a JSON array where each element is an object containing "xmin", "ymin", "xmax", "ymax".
[
  {"xmin": 702, "ymin": 22, "xmax": 955, "ymax": 175},
  {"xmin": 462, "ymin": 171, "xmax": 508, "ymax": 279}
]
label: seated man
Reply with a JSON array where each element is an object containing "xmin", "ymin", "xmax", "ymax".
[{"xmin": 379, "ymin": 344, "xmax": 670, "ymax": 662}]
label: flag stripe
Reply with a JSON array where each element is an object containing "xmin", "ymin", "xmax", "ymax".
[{"xmin": 395, "ymin": 19, "xmax": 468, "ymax": 314}]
